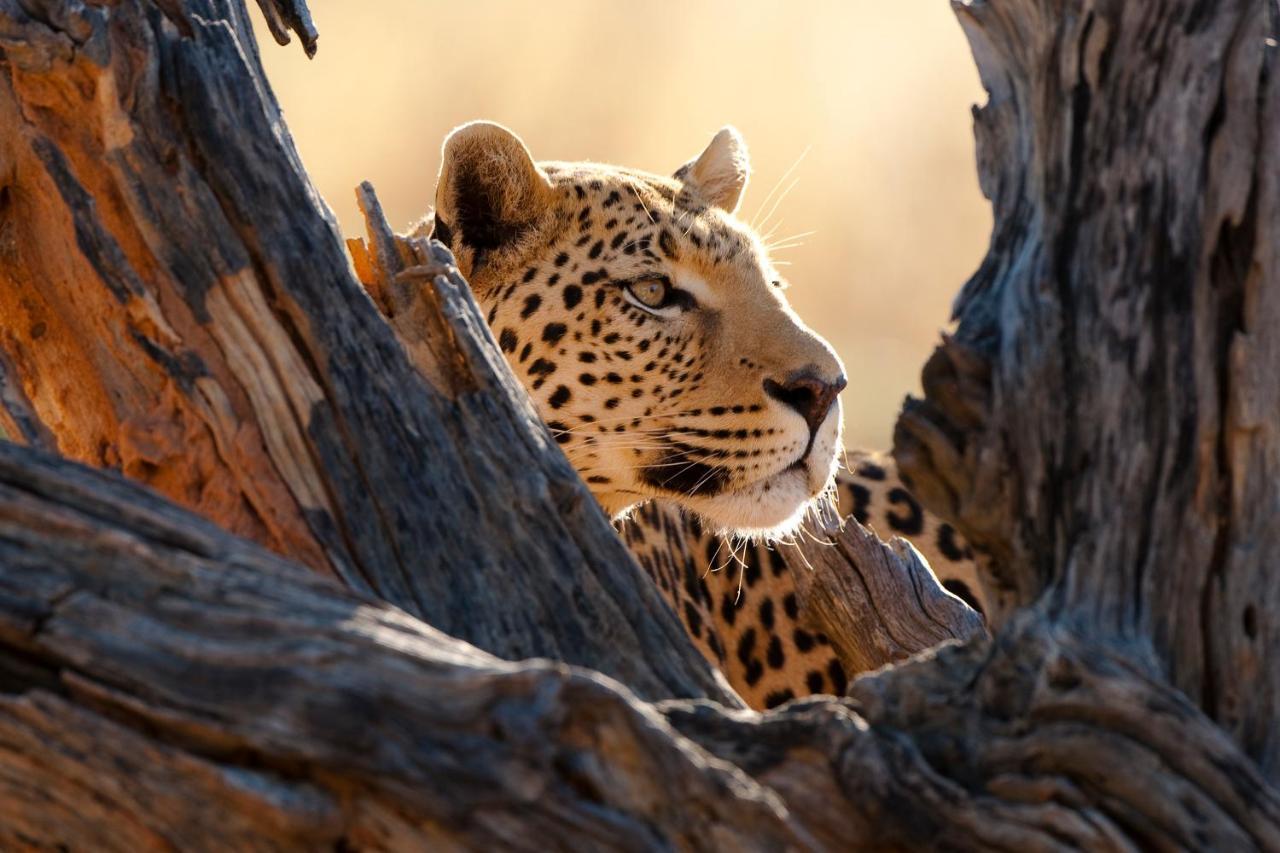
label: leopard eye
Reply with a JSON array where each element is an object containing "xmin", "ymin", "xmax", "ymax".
[{"xmin": 625, "ymin": 278, "xmax": 671, "ymax": 309}]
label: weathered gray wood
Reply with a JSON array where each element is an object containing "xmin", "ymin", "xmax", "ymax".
[
  {"xmin": 896, "ymin": 0, "xmax": 1280, "ymax": 780},
  {"xmin": 0, "ymin": 0, "xmax": 733, "ymax": 705},
  {"xmin": 251, "ymin": 0, "xmax": 318, "ymax": 56},
  {"xmin": 781, "ymin": 519, "xmax": 986, "ymax": 676},
  {"xmin": 0, "ymin": 443, "xmax": 794, "ymax": 850},
  {"xmin": 0, "ymin": 440, "xmax": 1275, "ymax": 851},
  {"xmin": 671, "ymin": 624, "xmax": 1280, "ymax": 851}
]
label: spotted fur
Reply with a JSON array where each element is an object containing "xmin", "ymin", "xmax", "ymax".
[
  {"xmin": 620, "ymin": 451, "xmax": 986, "ymax": 709},
  {"xmin": 424, "ymin": 121, "xmax": 983, "ymax": 709}
]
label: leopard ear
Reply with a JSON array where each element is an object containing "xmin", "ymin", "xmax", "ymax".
[
  {"xmin": 673, "ymin": 126, "xmax": 750, "ymax": 214},
  {"xmin": 433, "ymin": 122, "xmax": 553, "ymax": 273}
]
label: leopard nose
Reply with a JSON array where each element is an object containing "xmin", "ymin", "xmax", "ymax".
[{"xmin": 763, "ymin": 371, "xmax": 847, "ymax": 436}]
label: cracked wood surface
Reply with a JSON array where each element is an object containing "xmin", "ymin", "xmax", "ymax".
[
  {"xmin": 0, "ymin": 442, "xmax": 1276, "ymax": 851},
  {"xmin": 897, "ymin": 0, "xmax": 1280, "ymax": 779},
  {"xmin": 782, "ymin": 519, "xmax": 986, "ymax": 676}
]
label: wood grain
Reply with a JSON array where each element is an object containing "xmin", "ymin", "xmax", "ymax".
[
  {"xmin": 0, "ymin": 442, "xmax": 1274, "ymax": 850},
  {"xmin": 896, "ymin": 0, "xmax": 1280, "ymax": 781},
  {"xmin": 782, "ymin": 519, "xmax": 986, "ymax": 675}
]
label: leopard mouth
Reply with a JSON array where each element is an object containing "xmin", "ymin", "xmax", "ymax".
[
  {"xmin": 636, "ymin": 440, "xmax": 820, "ymax": 523},
  {"xmin": 638, "ymin": 440, "xmax": 732, "ymax": 498},
  {"xmin": 638, "ymin": 433, "xmax": 827, "ymax": 501},
  {"xmin": 684, "ymin": 464, "xmax": 820, "ymax": 536},
  {"xmin": 698, "ymin": 413, "xmax": 841, "ymax": 533},
  {"xmin": 774, "ymin": 453, "xmax": 829, "ymax": 498}
]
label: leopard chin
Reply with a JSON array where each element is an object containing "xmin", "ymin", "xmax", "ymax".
[{"xmin": 665, "ymin": 401, "xmax": 843, "ymax": 540}]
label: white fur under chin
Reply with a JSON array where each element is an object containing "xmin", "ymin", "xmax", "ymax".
[
  {"xmin": 683, "ymin": 411, "xmax": 843, "ymax": 541},
  {"xmin": 691, "ymin": 468, "xmax": 821, "ymax": 537}
]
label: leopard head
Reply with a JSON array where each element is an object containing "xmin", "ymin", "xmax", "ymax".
[{"xmin": 430, "ymin": 122, "xmax": 845, "ymax": 536}]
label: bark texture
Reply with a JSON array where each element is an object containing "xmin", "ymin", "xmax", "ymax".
[
  {"xmin": 0, "ymin": 445, "xmax": 797, "ymax": 851},
  {"xmin": 896, "ymin": 0, "xmax": 1280, "ymax": 780},
  {"xmin": 782, "ymin": 520, "xmax": 986, "ymax": 676},
  {"xmin": 0, "ymin": 0, "xmax": 1277, "ymax": 849},
  {"xmin": 0, "ymin": 442, "xmax": 1275, "ymax": 851}
]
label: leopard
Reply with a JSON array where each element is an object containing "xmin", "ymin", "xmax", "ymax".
[{"xmin": 421, "ymin": 121, "xmax": 986, "ymax": 709}]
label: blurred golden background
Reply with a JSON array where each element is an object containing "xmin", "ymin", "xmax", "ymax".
[{"xmin": 251, "ymin": 2, "xmax": 990, "ymax": 450}]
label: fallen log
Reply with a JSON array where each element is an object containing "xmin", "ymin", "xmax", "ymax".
[{"xmin": 0, "ymin": 442, "xmax": 1275, "ymax": 851}]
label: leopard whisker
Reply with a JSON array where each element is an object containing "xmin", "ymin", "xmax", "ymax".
[
  {"xmin": 684, "ymin": 462, "xmax": 730, "ymax": 500},
  {"xmin": 625, "ymin": 176, "xmax": 659, "ymax": 225},
  {"xmin": 754, "ymin": 176, "xmax": 801, "ymax": 239},
  {"xmin": 764, "ymin": 229, "xmax": 816, "ymax": 249},
  {"xmin": 649, "ymin": 453, "xmax": 730, "ymax": 495},
  {"xmin": 787, "ymin": 537, "xmax": 820, "ymax": 573},
  {"xmin": 564, "ymin": 446, "xmax": 673, "ymax": 461},
  {"xmin": 731, "ymin": 540, "xmax": 751, "ymax": 602},
  {"xmin": 571, "ymin": 452, "xmax": 716, "ymax": 474},
  {"xmin": 703, "ymin": 536, "xmax": 729, "ymax": 578},
  {"xmin": 749, "ymin": 145, "xmax": 810, "ymax": 231}
]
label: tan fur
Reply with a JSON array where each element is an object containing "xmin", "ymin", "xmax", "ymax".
[
  {"xmin": 672, "ymin": 127, "xmax": 751, "ymax": 213},
  {"xmin": 427, "ymin": 122, "xmax": 983, "ymax": 709}
]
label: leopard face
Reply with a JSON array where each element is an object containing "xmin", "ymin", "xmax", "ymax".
[{"xmin": 428, "ymin": 122, "xmax": 845, "ymax": 535}]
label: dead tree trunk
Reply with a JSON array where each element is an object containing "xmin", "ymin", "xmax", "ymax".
[
  {"xmin": 0, "ymin": 0, "xmax": 1278, "ymax": 849},
  {"xmin": 895, "ymin": 0, "xmax": 1280, "ymax": 780}
]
